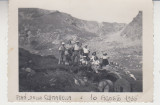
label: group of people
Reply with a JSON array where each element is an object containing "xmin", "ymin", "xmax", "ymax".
[{"xmin": 58, "ymin": 40, "xmax": 109, "ymax": 72}]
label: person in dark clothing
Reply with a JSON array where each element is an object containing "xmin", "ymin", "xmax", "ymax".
[
  {"xmin": 65, "ymin": 40, "xmax": 74, "ymax": 65},
  {"xmin": 58, "ymin": 42, "xmax": 66, "ymax": 64},
  {"xmin": 101, "ymin": 53, "xmax": 109, "ymax": 67},
  {"xmin": 79, "ymin": 43, "xmax": 83, "ymax": 56},
  {"xmin": 73, "ymin": 40, "xmax": 80, "ymax": 64}
]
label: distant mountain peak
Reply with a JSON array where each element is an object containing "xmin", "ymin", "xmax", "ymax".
[{"xmin": 121, "ymin": 11, "xmax": 142, "ymax": 40}]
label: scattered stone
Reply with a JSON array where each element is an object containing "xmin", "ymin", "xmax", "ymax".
[
  {"xmin": 28, "ymin": 60, "xmax": 32, "ymax": 63},
  {"xmin": 25, "ymin": 67, "xmax": 32, "ymax": 72},
  {"xmin": 114, "ymin": 78, "xmax": 131, "ymax": 92},
  {"xmin": 74, "ymin": 78, "xmax": 80, "ymax": 86},
  {"xmin": 124, "ymin": 70, "xmax": 130, "ymax": 75},
  {"xmin": 129, "ymin": 74, "xmax": 136, "ymax": 80}
]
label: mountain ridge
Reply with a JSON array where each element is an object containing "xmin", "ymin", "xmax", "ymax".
[
  {"xmin": 19, "ymin": 8, "xmax": 126, "ymax": 55},
  {"xmin": 121, "ymin": 11, "xmax": 142, "ymax": 40},
  {"xmin": 19, "ymin": 8, "xmax": 142, "ymax": 57}
]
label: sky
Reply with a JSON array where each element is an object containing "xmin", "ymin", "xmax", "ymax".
[{"xmin": 18, "ymin": 0, "xmax": 147, "ymax": 23}]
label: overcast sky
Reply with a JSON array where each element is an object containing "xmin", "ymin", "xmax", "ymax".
[
  {"xmin": 20, "ymin": 0, "xmax": 146, "ymax": 23},
  {"xmin": 39, "ymin": 0, "xmax": 145, "ymax": 23}
]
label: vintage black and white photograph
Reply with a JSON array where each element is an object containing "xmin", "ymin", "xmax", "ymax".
[
  {"xmin": 8, "ymin": 0, "xmax": 154, "ymax": 102},
  {"xmin": 18, "ymin": 8, "xmax": 143, "ymax": 92}
]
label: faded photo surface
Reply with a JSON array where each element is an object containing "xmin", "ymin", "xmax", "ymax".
[
  {"xmin": 18, "ymin": 8, "xmax": 142, "ymax": 92},
  {"xmin": 8, "ymin": 0, "xmax": 153, "ymax": 102}
]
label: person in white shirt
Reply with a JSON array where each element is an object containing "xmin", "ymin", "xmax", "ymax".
[
  {"xmin": 90, "ymin": 52, "xmax": 100, "ymax": 73},
  {"xmin": 90, "ymin": 52, "xmax": 98, "ymax": 62},
  {"xmin": 83, "ymin": 45, "xmax": 90, "ymax": 60},
  {"xmin": 73, "ymin": 40, "xmax": 80, "ymax": 64}
]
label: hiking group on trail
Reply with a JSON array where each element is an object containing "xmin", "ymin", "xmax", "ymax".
[{"xmin": 58, "ymin": 40, "xmax": 110, "ymax": 72}]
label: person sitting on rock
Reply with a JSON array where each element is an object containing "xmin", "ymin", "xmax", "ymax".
[
  {"xmin": 80, "ymin": 56, "xmax": 89, "ymax": 66},
  {"xmin": 90, "ymin": 52, "xmax": 100, "ymax": 73},
  {"xmin": 101, "ymin": 52, "xmax": 109, "ymax": 68},
  {"xmin": 90, "ymin": 52, "xmax": 98, "ymax": 63}
]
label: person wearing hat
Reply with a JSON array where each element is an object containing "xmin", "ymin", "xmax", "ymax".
[
  {"xmin": 58, "ymin": 42, "xmax": 66, "ymax": 64},
  {"xmin": 65, "ymin": 40, "xmax": 74, "ymax": 65},
  {"xmin": 90, "ymin": 52, "xmax": 98, "ymax": 63},
  {"xmin": 73, "ymin": 40, "xmax": 80, "ymax": 64},
  {"xmin": 101, "ymin": 52, "xmax": 109, "ymax": 67}
]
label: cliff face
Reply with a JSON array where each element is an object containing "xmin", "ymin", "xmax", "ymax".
[{"xmin": 121, "ymin": 11, "xmax": 142, "ymax": 40}]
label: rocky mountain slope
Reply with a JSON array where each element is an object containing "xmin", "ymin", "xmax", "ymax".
[
  {"xmin": 19, "ymin": 9, "xmax": 143, "ymax": 92},
  {"xmin": 86, "ymin": 11, "xmax": 142, "ymax": 71},
  {"xmin": 19, "ymin": 8, "xmax": 142, "ymax": 70},
  {"xmin": 121, "ymin": 11, "xmax": 142, "ymax": 40},
  {"xmin": 19, "ymin": 8, "xmax": 126, "ymax": 55}
]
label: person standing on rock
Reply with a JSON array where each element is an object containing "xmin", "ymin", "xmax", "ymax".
[
  {"xmin": 73, "ymin": 40, "xmax": 80, "ymax": 64},
  {"xmin": 83, "ymin": 45, "xmax": 90, "ymax": 61},
  {"xmin": 79, "ymin": 43, "xmax": 83, "ymax": 55},
  {"xmin": 65, "ymin": 40, "xmax": 74, "ymax": 65},
  {"xmin": 58, "ymin": 42, "xmax": 66, "ymax": 64}
]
